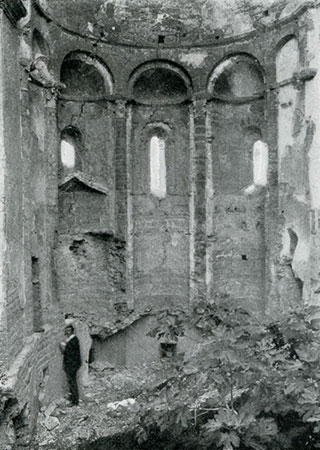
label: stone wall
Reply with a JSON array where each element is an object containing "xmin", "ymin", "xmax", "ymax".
[
  {"xmin": 91, "ymin": 315, "xmax": 200, "ymax": 367},
  {"xmin": 1, "ymin": 6, "xmax": 24, "ymax": 367},
  {"xmin": 278, "ymin": 7, "xmax": 320, "ymax": 312},
  {"xmin": 45, "ymin": 0, "xmax": 317, "ymax": 347},
  {"xmin": 131, "ymin": 104, "xmax": 190, "ymax": 310},
  {"xmin": 0, "ymin": 2, "xmax": 65, "ymax": 446}
]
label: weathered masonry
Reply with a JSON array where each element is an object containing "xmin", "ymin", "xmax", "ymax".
[{"xmin": 1, "ymin": 0, "xmax": 320, "ymax": 446}]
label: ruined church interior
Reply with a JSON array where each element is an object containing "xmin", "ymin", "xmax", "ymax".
[{"xmin": 1, "ymin": 0, "xmax": 320, "ymax": 447}]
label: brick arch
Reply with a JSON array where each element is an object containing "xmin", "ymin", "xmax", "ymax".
[
  {"xmin": 128, "ymin": 60, "xmax": 193, "ymax": 104},
  {"xmin": 275, "ymin": 35, "xmax": 300, "ymax": 83},
  {"xmin": 60, "ymin": 51, "xmax": 114, "ymax": 98},
  {"xmin": 207, "ymin": 53, "xmax": 265, "ymax": 101}
]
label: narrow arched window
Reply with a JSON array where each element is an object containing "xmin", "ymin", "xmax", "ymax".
[
  {"xmin": 60, "ymin": 126, "xmax": 82, "ymax": 172},
  {"xmin": 60, "ymin": 139, "xmax": 75, "ymax": 169},
  {"xmin": 253, "ymin": 140, "xmax": 268, "ymax": 186},
  {"xmin": 150, "ymin": 136, "xmax": 166, "ymax": 199}
]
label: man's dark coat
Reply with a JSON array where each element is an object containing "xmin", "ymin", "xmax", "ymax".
[{"xmin": 63, "ymin": 335, "xmax": 81, "ymax": 375}]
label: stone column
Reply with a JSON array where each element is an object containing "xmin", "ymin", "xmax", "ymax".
[{"xmin": 190, "ymin": 99, "xmax": 207, "ymax": 303}]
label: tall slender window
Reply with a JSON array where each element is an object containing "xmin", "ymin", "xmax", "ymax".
[
  {"xmin": 60, "ymin": 126, "xmax": 81, "ymax": 171},
  {"xmin": 60, "ymin": 139, "xmax": 75, "ymax": 169},
  {"xmin": 150, "ymin": 136, "xmax": 166, "ymax": 199},
  {"xmin": 253, "ymin": 140, "xmax": 268, "ymax": 186}
]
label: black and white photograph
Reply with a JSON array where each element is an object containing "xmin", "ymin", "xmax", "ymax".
[{"xmin": 1, "ymin": 0, "xmax": 320, "ymax": 449}]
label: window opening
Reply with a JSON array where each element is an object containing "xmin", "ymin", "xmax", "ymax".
[
  {"xmin": 150, "ymin": 136, "xmax": 166, "ymax": 199},
  {"xmin": 160, "ymin": 342, "xmax": 177, "ymax": 358},
  {"xmin": 61, "ymin": 139, "xmax": 75, "ymax": 169},
  {"xmin": 253, "ymin": 140, "xmax": 268, "ymax": 186}
]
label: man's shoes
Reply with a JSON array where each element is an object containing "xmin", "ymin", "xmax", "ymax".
[{"xmin": 67, "ymin": 402, "xmax": 79, "ymax": 407}]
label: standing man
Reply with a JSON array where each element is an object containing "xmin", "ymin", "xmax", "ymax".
[{"xmin": 60, "ymin": 325, "xmax": 81, "ymax": 406}]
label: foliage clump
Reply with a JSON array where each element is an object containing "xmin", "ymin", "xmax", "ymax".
[{"xmin": 135, "ymin": 302, "xmax": 320, "ymax": 450}]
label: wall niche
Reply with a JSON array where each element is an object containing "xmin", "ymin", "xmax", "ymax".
[{"xmin": 58, "ymin": 173, "xmax": 113, "ymax": 235}]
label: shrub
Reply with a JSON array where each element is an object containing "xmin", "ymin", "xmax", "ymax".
[{"xmin": 136, "ymin": 301, "xmax": 320, "ymax": 450}]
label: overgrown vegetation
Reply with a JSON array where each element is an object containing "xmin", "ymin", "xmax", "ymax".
[
  {"xmin": 33, "ymin": 301, "xmax": 320, "ymax": 450},
  {"xmin": 135, "ymin": 301, "xmax": 320, "ymax": 450}
]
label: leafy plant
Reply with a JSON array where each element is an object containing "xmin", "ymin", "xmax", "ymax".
[{"xmin": 135, "ymin": 301, "xmax": 320, "ymax": 450}]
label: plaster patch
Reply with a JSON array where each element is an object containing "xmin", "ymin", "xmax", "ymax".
[{"xmin": 179, "ymin": 52, "xmax": 208, "ymax": 68}]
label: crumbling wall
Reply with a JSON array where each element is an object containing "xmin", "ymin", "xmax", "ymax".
[
  {"xmin": 37, "ymin": 0, "xmax": 293, "ymax": 46},
  {"xmin": 55, "ymin": 49, "xmax": 121, "ymax": 329},
  {"xmin": 0, "ymin": 4, "xmax": 65, "ymax": 446},
  {"xmin": 58, "ymin": 184, "xmax": 112, "ymax": 235},
  {"xmin": 275, "ymin": 28, "xmax": 314, "ymax": 310},
  {"xmin": 91, "ymin": 315, "xmax": 200, "ymax": 367},
  {"xmin": 56, "ymin": 233, "xmax": 125, "ymax": 320},
  {"xmin": 2, "ymin": 5, "xmax": 25, "ymax": 368},
  {"xmin": 206, "ymin": 78, "xmax": 267, "ymax": 311},
  {"xmin": 207, "ymin": 193, "xmax": 266, "ymax": 312},
  {"xmin": 300, "ymin": 7, "xmax": 320, "ymax": 308}
]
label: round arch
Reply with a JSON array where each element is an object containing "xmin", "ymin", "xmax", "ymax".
[
  {"xmin": 129, "ymin": 60, "xmax": 193, "ymax": 105},
  {"xmin": 207, "ymin": 53, "xmax": 265, "ymax": 100},
  {"xmin": 275, "ymin": 35, "xmax": 300, "ymax": 83},
  {"xmin": 274, "ymin": 33, "xmax": 298, "ymax": 55},
  {"xmin": 60, "ymin": 51, "xmax": 114, "ymax": 98}
]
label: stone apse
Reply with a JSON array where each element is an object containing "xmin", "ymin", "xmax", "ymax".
[{"xmin": 1, "ymin": 0, "xmax": 320, "ymax": 445}]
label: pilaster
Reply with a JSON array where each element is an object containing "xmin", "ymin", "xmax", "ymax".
[{"xmin": 190, "ymin": 98, "xmax": 207, "ymax": 303}]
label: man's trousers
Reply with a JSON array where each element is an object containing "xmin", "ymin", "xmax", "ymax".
[{"xmin": 66, "ymin": 370, "xmax": 79, "ymax": 405}]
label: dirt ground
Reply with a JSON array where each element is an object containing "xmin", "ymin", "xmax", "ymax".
[{"xmin": 34, "ymin": 361, "xmax": 169, "ymax": 449}]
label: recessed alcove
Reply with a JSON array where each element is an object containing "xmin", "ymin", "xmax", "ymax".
[
  {"xmin": 130, "ymin": 61, "xmax": 192, "ymax": 104},
  {"xmin": 133, "ymin": 68, "xmax": 187, "ymax": 103},
  {"xmin": 60, "ymin": 51, "xmax": 113, "ymax": 99},
  {"xmin": 208, "ymin": 54, "xmax": 265, "ymax": 100}
]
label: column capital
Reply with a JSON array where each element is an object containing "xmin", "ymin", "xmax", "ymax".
[
  {"xmin": 192, "ymin": 98, "xmax": 208, "ymax": 119},
  {"xmin": 114, "ymin": 99, "xmax": 127, "ymax": 119},
  {"xmin": 0, "ymin": 0, "xmax": 27, "ymax": 25}
]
